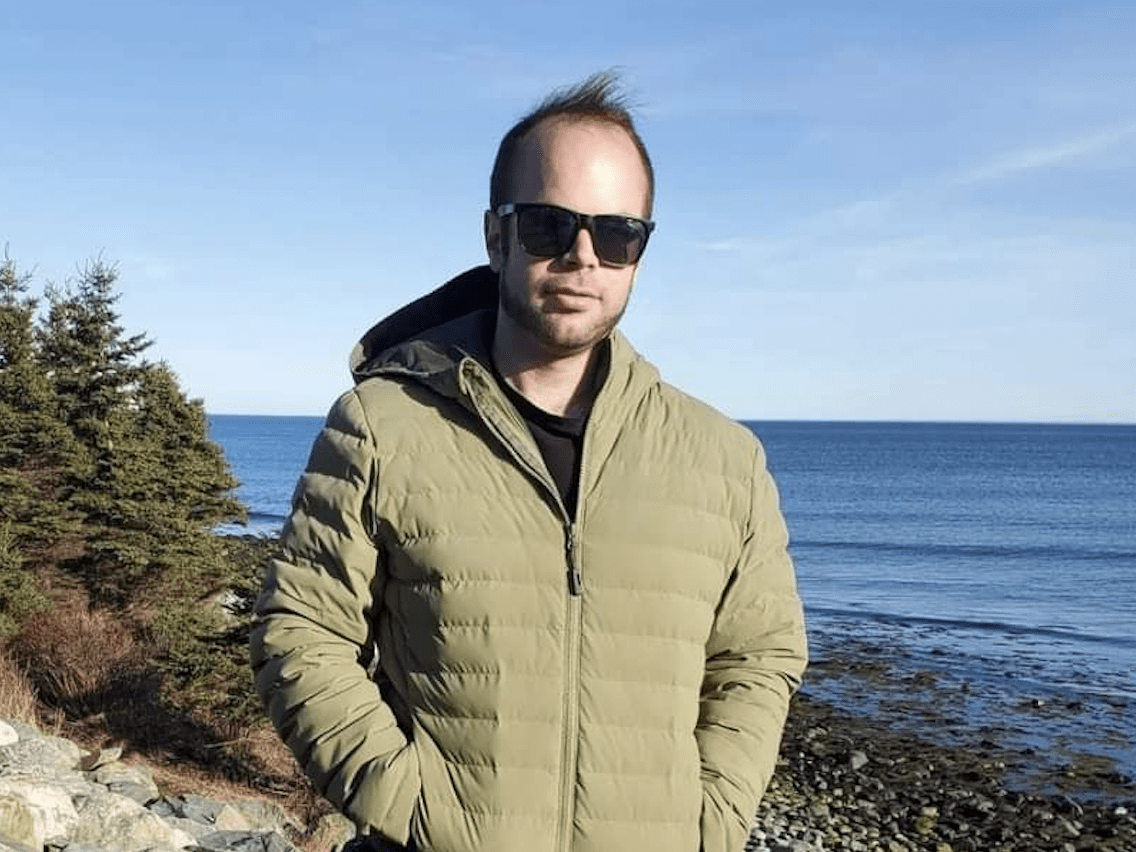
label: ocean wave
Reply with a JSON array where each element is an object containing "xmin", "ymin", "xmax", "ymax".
[
  {"xmin": 214, "ymin": 511, "xmax": 286, "ymax": 537},
  {"xmin": 246, "ymin": 511, "xmax": 288, "ymax": 525},
  {"xmin": 792, "ymin": 538, "xmax": 1136, "ymax": 562},
  {"xmin": 807, "ymin": 604, "xmax": 1136, "ymax": 649}
]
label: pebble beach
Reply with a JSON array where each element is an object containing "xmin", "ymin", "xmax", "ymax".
[{"xmin": 749, "ymin": 645, "xmax": 1136, "ymax": 852}]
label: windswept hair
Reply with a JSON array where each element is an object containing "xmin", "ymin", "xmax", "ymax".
[{"xmin": 489, "ymin": 70, "xmax": 655, "ymax": 216}]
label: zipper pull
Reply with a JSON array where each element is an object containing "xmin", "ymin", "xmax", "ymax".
[{"xmin": 566, "ymin": 526, "xmax": 583, "ymax": 595}]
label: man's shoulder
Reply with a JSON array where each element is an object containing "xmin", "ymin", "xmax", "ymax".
[
  {"xmin": 646, "ymin": 379, "xmax": 760, "ymax": 456},
  {"xmin": 614, "ymin": 334, "xmax": 757, "ymax": 456},
  {"xmin": 321, "ymin": 372, "xmax": 452, "ymax": 439}
]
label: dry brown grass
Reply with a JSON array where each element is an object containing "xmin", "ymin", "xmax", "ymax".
[
  {"xmin": 0, "ymin": 648, "xmax": 38, "ymax": 724},
  {"xmin": 9, "ymin": 593, "xmax": 147, "ymax": 716}
]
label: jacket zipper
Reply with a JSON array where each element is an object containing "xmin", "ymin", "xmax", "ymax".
[
  {"xmin": 461, "ymin": 360, "xmax": 585, "ymax": 852},
  {"xmin": 566, "ymin": 525, "xmax": 583, "ymax": 595},
  {"xmin": 556, "ymin": 521, "xmax": 584, "ymax": 852}
]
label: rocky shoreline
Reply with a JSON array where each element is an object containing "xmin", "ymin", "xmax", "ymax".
[
  {"xmin": 746, "ymin": 619, "xmax": 1136, "ymax": 852},
  {"xmin": 3, "ymin": 661, "xmax": 1134, "ymax": 852},
  {"xmin": 750, "ymin": 692, "xmax": 1135, "ymax": 851},
  {"xmin": 4, "ymin": 698, "xmax": 1133, "ymax": 852}
]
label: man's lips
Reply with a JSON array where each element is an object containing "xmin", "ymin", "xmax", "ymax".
[{"xmin": 543, "ymin": 290, "xmax": 595, "ymax": 312}]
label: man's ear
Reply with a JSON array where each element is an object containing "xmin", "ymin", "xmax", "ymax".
[{"xmin": 485, "ymin": 209, "xmax": 504, "ymax": 272}]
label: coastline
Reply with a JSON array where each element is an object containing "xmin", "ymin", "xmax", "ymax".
[
  {"xmin": 800, "ymin": 618, "xmax": 1136, "ymax": 801},
  {"xmin": 754, "ymin": 692, "xmax": 1135, "ymax": 852},
  {"xmin": 752, "ymin": 639, "xmax": 1136, "ymax": 852}
]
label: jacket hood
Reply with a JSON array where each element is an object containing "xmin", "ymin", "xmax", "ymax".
[
  {"xmin": 350, "ymin": 265, "xmax": 498, "ymax": 384},
  {"xmin": 349, "ymin": 265, "xmax": 662, "ymax": 423}
]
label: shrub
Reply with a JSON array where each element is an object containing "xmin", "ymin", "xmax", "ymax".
[{"xmin": 10, "ymin": 598, "xmax": 146, "ymax": 716}]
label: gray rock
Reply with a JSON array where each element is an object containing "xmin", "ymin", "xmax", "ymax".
[
  {"xmin": 154, "ymin": 794, "xmax": 259, "ymax": 833},
  {"xmin": 0, "ymin": 780, "xmax": 81, "ymax": 849},
  {"xmin": 92, "ymin": 763, "xmax": 159, "ymax": 806},
  {"xmin": 91, "ymin": 761, "xmax": 153, "ymax": 788},
  {"xmin": 106, "ymin": 781, "xmax": 160, "ymax": 807},
  {"xmin": 195, "ymin": 829, "xmax": 299, "ymax": 852},
  {"xmin": 162, "ymin": 814, "xmax": 219, "ymax": 840},
  {"xmin": 0, "ymin": 792, "xmax": 39, "ymax": 850},
  {"xmin": 0, "ymin": 723, "xmax": 18, "ymax": 748},
  {"xmin": 0, "ymin": 728, "xmax": 82, "ymax": 774},
  {"xmin": 153, "ymin": 792, "xmax": 224, "ymax": 824},
  {"xmin": 0, "ymin": 719, "xmax": 316, "ymax": 852},
  {"xmin": 71, "ymin": 787, "xmax": 196, "ymax": 852},
  {"xmin": 80, "ymin": 746, "xmax": 124, "ymax": 772}
]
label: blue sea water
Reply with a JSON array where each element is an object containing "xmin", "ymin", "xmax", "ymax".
[{"xmin": 208, "ymin": 415, "xmax": 1136, "ymax": 788}]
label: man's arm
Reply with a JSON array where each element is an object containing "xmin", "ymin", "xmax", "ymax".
[
  {"xmin": 698, "ymin": 441, "xmax": 808, "ymax": 852},
  {"xmin": 249, "ymin": 389, "xmax": 420, "ymax": 844}
]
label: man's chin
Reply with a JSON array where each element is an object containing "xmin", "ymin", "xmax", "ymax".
[
  {"xmin": 500, "ymin": 297, "xmax": 616, "ymax": 357},
  {"xmin": 536, "ymin": 318, "xmax": 614, "ymax": 355}
]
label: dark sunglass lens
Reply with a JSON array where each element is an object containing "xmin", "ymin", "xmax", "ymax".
[
  {"xmin": 593, "ymin": 217, "xmax": 647, "ymax": 265},
  {"xmin": 517, "ymin": 205, "xmax": 577, "ymax": 257}
]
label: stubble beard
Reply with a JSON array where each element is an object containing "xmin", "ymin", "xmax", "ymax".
[{"xmin": 498, "ymin": 273, "xmax": 628, "ymax": 356}]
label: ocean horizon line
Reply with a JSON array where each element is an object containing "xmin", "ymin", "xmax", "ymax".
[{"xmin": 207, "ymin": 412, "xmax": 1136, "ymax": 428}]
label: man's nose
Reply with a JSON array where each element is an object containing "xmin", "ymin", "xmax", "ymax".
[{"xmin": 559, "ymin": 224, "xmax": 600, "ymax": 268}]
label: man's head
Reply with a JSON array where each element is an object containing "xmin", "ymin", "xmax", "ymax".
[
  {"xmin": 489, "ymin": 71, "xmax": 655, "ymax": 218},
  {"xmin": 485, "ymin": 72, "xmax": 655, "ymax": 361}
]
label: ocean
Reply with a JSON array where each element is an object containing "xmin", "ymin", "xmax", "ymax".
[{"xmin": 208, "ymin": 414, "xmax": 1136, "ymax": 792}]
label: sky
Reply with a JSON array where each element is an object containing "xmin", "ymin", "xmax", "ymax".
[{"xmin": 2, "ymin": 1, "xmax": 1134, "ymax": 423}]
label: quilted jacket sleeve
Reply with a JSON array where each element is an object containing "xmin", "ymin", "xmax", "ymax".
[
  {"xmin": 249, "ymin": 389, "xmax": 420, "ymax": 843},
  {"xmin": 698, "ymin": 442, "xmax": 808, "ymax": 852}
]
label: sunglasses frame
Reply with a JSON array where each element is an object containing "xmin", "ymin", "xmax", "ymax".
[{"xmin": 495, "ymin": 202, "xmax": 655, "ymax": 267}]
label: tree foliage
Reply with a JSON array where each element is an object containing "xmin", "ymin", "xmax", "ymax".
[
  {"xmin": 0, "ymin": 252, "xmax": 247, "ymax": 630},
  {"xmin": 0, "ymin": 253, "xmax": 82, "ymax": 553},
  {"xmin": 0, "ymin": 521, "xmax": 52, "ymax": 641}
]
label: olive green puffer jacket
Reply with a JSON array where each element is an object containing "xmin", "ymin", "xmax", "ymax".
[{"xmin": 251, "ymin": 267, "xmax": 807, "ymax": 852}]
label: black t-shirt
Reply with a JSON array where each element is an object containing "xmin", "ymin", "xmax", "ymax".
[{"xmin": 494, "ymin": 373, "xmax": 587, "ymax": 519}]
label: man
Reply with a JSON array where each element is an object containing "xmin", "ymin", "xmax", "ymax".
[{"xmin": 251, "ymin": 72, "xmax": 807, "ymax": 852}]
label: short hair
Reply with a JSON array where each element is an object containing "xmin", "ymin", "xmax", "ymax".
[{"xmin": 489, "ymin": 70, "xmax": 655, "ymax": 217}]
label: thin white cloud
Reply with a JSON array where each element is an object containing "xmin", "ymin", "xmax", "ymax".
[
  {"xmin": 694, "ymin": 119, "xmax": 1136, "ymax": 265},
  {"xmin": 691, "ymin": 236, "xmax": 765, "ymax": 253},
  {"xmin": 952, "ymin": 121, "xmax": 1136, "ymax": 185}
]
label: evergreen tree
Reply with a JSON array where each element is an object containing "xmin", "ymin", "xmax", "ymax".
[
  {"xmin": 2, "ymin": 250, "xmax": 261, "ymax": 768},
  {"xmin": 87, "ymin": 360, "xmax": 247, "ymax": 608},
  {"xmin": 0, "ymin": 252, "xmax": 81, "ymax": 554},
  {"xmin": 35, "ymin": 259, "xmax": 246, "ymax": 607},
  {"xmin": 37, "ymin": 259, "xmax": 150, "ymax": 503}
]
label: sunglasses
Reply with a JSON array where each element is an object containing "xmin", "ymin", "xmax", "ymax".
[{"xmin": 496, "ymin": 203, "xmax": 655, "ymax": 267}]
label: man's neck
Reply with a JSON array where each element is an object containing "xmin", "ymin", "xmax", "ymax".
[{"xmin": 491, "ymin": 316, "xmax": 604, "ymax": 419}]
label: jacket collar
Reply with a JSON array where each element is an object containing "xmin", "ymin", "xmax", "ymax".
[
  {"xmin": 349, "ymin": 265, "xmax": 660, "ymax": 434},
  {"xmin": 348, "ymin": 265, "xmax": 661, "ymax": 517}
]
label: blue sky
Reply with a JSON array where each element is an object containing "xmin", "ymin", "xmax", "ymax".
[{"xmin": 3, "ymin": 1, "xmax": 1134, "ymax": 422}]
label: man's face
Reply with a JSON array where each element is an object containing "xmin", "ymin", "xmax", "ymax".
[{"xmin": 486, "ymin": 119, "xmax": 651, "ymax": 360}]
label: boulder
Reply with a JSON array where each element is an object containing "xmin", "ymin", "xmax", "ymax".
[
  {"xmin": 0, "ymin": 780, "xmax": 80, "ymax": 849},
  {"xmin": 71, "ymin": 788, "xmax": 196, "ymax": 851},
  {"xmin": 0, "ymin": 716, "xmax": 317, "ymax": 852}
]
